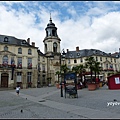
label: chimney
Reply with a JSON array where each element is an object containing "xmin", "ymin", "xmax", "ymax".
[
  {"xmin": 32, "ymin": 42, "xmax": 35, "ymax": 47},
  {"xmin": 76, "ymin": 46, "xmax": 79, "ymax": 51},
  {"xmin": 67, "ymin": 49, "xmax": 69, "ymax": 52},
  {"xmin": 27, "ymin": 38, "xmax": 30, "ymax": 44}
]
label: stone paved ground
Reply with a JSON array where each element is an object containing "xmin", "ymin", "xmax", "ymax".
[{"xmin": 0, "ymin": 85, "xmax": 120, "ymax": 119}]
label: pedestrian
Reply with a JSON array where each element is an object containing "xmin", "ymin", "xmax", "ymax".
[{"xmin": 16, "ymin": 85, "xmax": 20, "ymax": 95}]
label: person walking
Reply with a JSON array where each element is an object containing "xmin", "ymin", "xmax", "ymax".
[{"xmin": 16, "ymin": 85, "xmax": 20, "ymax": 95}]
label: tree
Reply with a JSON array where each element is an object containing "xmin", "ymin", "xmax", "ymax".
[
  {"xmin": 85, "ymin": 56, "xmax": 96, "ymax": 83},
  {"xmin": 61, "ymin": 64, "xmax": 70, "ymax": 74},
  {"xmin": 72, "ymin": 64, "xmax": 86, "ymax": 83},
  {"xmin": 93, "ymin": 61, "xmax": 102, "ymax": 82},
  {"xmin": 55, "ymin": 71, "xmax": 61, "ymax": 83},
  {"xmin": 61, "ymin": 64, "xmax": 70, "ymax": 82}
]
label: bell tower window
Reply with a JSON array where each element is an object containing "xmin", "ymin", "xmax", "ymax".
[
  {"xmin": 53, "ymin": 42, "xmax": 57, "ymax": 53},
  {"xmin": 45, "ymin": 44, "xmax": 47, "ymax": 53},
  {"xmin": 52, "ymin": 30, "xmax": 56, "ymax": 36}
]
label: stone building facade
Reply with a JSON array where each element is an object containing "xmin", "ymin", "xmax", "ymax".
[{"xmin": 0, "ymin": 35, "xmax": 38, "ymax": 88}]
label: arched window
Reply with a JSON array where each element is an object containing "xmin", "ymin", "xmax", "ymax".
[
  {"xmin": 4, "ymin": 46, "xmax": 8, "ymax": 51},
  {"xmin": 45, "ymin": 44, "xmax": 47, "ymax": 53},
  {"xmin": 28, "ymin": 48, "xmax": 32, "ymax": 55},
  {"xmin": 18, "ymin": 48, "xmax": 22, "ymax": 54},
  {"xmin": 52, "ymin": 30, "xmax": 56, "ymax": 36},
  {"xmin": 53, "ymin": 42, "xmax": 57, "ymax": 53},
  {"xmin": 3, "ymin": 55, "xmax": 8, "ymax": 65}
]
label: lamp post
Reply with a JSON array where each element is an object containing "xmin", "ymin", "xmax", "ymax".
[{"xmin": 60, "ymin": 49, "xmax": 66, "ymax": 97}]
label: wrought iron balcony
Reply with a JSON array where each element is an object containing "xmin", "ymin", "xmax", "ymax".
[{"xmin": 0, "ymin": 64, "xmax": 16, "ymax": 68}]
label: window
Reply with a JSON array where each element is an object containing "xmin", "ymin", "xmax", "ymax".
[
  {"xmin": 38, "ymin": 63, "xmax": 41, "ymax": 72},
  {"xmin": 4, "ymin": 37, "xmax": 8, "ymax": 42},
  {"xmin": 11, "ymin": 57, "xmax": 15, "ymax": 65},
  {"xmin": 17, "ymin": 57, "xmax": 22, "ymax": 68},
  {"xmin": 100, "ymin": 57, "xmax": 102, "ymax": 61},
  {"xmin": 106, "ymin": 64, "xmax": 108, "ymax": 69},
  {"xmin": 111, "ymin": 58, "xmax": 112, "ymax": 62},
  {"xmin": 52, "ymin": 30, "xmax": 56, "ymax": 36},
  {"xmin": 28, "ymin": 49, "xmax": 32, "ymax": 55},
  {"xmin": 3, "ymin": 55, "xmax": 8, "ymax": 66},
  {"xmin": 53, "ymin": 42, "xmax": 57, "ymax": 53},
  {"xmin": 96, "ymin": 56, "xmax": 98, "ymax": 61},
  {"xmin": 70, "ymin": 53, "xmax": 72, "ymax": 57},
  {"xmin": 18, "ymin": 48, "xmax": 22, "ymax": 54},
  {"xmin": 80, "ymin": 58, "xmax": 83, "ymax": 62},
  {"xmin": 27, "ymin": 72, "xmax": 32, "ymax": 88},
  {"xmin": 74, "ymin": 59, "xmax": 77, "ymax": 63},
  {"xmin": 42, "ymin": 65, "xmax": 45, "ymax": 72},
  {"xmin": 17, "ymin": 72, "xmax": 22, "ymax": 82},
  {"xmin": 77, "ymin": 53, "xmax": 80, "ymax": 56},
  {"xmin": 114, "ymin": 59, "xmax": 116, "ymax": 63},
  {"xmin": 28, "ymin": 58, "xmax": 32, "ymax": 68},
  {"xmin": 38, "ymin": 56, "xmax": 40, "ymax": 61},
  {"xmin": 4, "ymin": 46, "xmax": 8, "ymax": 51},
  {"xmin": 27, "ymin": 72, "xmax": 32, "ymax": 83},
  {"xmin": 106, "ymin": 57, "xmax": 107, "ymax": 61},
  {"xmin": 42, "ymin": 57, "xmax": 45, "ymax": 62},
  {"xmin": 68, "ymin": 59, "xmax": 70, "ymax": 64},
  {"xmin": 110, "ymin": 64, "xmax": 113, "ymax": 69},
  {"xmin": 22, "ymin": 40, "xmax": 26, "ymax": 44}
]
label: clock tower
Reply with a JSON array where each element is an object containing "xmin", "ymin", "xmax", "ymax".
[
  {"xmin": 43, "ymin": 16, "xmax": 61, "ymax": 56},
  {"xmin": 43, "ymin": 16, "xmax": 63, "ymax": 86}
]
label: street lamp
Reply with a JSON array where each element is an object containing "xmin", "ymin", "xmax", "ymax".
[{"xmin": 60, "ymin": 49, "xmax": 66, "ymax": 97}]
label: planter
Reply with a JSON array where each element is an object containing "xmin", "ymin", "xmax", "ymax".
[
  {"xmin": 96, "ymin": 83, "xmax": 99, "ymax": 89},
  {"xmin": 99, "ymin": 82, "xmax": 103, "ymax": 87},
  {"xmin": 56, "ymin": 83, "xmax": 60, "ymax": 89},
  {"xmin": 87, "ymin": 83, "xmax": 97, "ymax": 91}
]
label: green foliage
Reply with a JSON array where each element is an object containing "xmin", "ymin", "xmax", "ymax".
[{"xmin": 85, "ymin": 56, "xmax": 102, "ymax": 83}]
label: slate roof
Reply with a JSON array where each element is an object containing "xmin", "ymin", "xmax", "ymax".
[
  {"xmin": 0, "ymin": 34, "xmax": 36, "ymax": 48},
  {"xmin": 65, "ymin": 49, "xmax": 117, "ymax": 59},
  {"xmin": 37, "ymin": 49, "xmax": 45, "ymax": 56}
]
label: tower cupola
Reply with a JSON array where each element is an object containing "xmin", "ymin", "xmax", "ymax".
[
  {"xmin": 43, "ymin": 15, "xmax": 61, "ymax": 55},
  {"xmin": 45, "ymin": 16, "xmax": 58, "ymax": 37}
]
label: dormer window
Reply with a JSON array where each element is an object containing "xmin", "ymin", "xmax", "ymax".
[
  {"xmin": 22, "ymin": 40, "xmax": 26, "ymax": 44},
  {"xmin": 4, "ymin": 46, "xmax": 8, "ymax": 51},
  {"xmin": 4, "ymin": 37, "xmax": 8, "ymax": 42},
  {"xmin": 77, "ymin": 53, "xmax": 80, "ymax": 56},
  {"xmin": 69, "ymin": 53, "xmax": 73, "ymax": 57}
]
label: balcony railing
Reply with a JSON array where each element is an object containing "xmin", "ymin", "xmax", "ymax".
[
  {"xmin": 27, "ymin": 66, "xmax": 32, "ymax": 69},
  {"xmin": 103, "ymin": 68, "xmax": 114, "ymax": 71},
  {"xmin": 0, "ymin": 64, "xmax": 16, "ymax": 68}
]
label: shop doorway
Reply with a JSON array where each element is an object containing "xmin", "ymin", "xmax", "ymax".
[{"xmin": 1, "ymin": 73, "xmax": 8, "ymax": 87}]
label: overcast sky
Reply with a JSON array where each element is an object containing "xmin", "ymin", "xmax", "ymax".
[{"xmin": 0, "ymin": 1, "xmax": 120, "ymax": 54}]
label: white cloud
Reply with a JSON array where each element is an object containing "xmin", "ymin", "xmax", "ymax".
[{"xmin": 0, "ymin": 1, "xmax": 120, "ymax": 54}]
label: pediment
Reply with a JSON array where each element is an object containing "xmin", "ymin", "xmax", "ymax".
[
  {"xmin": 103, "ymin": 60, "xmax": 111, "ymax": 64},
  {"xmin": 0, "ymin": 50, "xmax": 16, "ymax": 56}
]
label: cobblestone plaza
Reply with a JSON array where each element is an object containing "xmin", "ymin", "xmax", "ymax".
[{"xmin": 0, "ymin": 85, "xmax": 120, "ymax": 119}]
